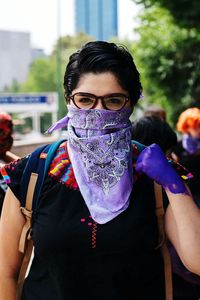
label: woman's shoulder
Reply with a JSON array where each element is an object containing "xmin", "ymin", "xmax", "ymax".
[
  {"xmin": 0, "ymin": 141, "xmax": 70, "ymax": 200},
  {"xmin": 0, "ymin": 155, "xmax": 29, "ymax": 200}
]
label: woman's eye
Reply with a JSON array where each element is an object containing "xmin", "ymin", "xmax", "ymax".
[
  {"xmin": 107, "ymin": 98, "xmax": 122, "ymax": 104},
  {"xmin": 79, "ymin": 98, "xmax": 93, "ymax": 103},
  {"xmin": 112, "ymin": 98, "xmax": 121, "ymax": 103}
]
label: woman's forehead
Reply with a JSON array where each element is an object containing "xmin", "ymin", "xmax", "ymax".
[{"xmin": 73, "ymin": 72, "xmax": 128, "ymax": 95}]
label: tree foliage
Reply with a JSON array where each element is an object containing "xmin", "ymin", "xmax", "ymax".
[
  {"xmin": 3, "ymin": 79, "xmax": 21, "ymax": 93},
  {"xmin": 20, "ymin": 58, "xmax": 57, "ymax": 92},
  {"xmin": 131, "ymin": 5, "xmax": 200, "ymax": 123},
  {"xmin": 134, "ymin": 0, "xmax": 200, "ymax": 30}
]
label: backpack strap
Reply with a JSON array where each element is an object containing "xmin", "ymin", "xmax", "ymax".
[
  {"xmin": 17, "ymin": 139, "xmax": 66, "ymax": 299},
  {"xmin": 20, "ymin": 144, "xmax": 50, "ymax": 208},
  {"xmin": 154, "ymin": 182, "xmax": 173, "ymax": 300},
  {"xmin": 17, "ymin": 173, "xmax": 37, "ymax": 300},
  {"xmin": 133, "ymin": 139, "xmax": 173, "ymax": 299},
  {"xmin": 132, "ymin": 139, "xmax": 146, "ymax": 152}
]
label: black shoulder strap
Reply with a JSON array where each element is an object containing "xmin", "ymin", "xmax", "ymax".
[
  {"xmin": 154, "ymin": 182, "xmax": 173, "ymax": 300},
  {"xmin": 21, "ymin": 144, "xmax": 50, "ymax": 209}
]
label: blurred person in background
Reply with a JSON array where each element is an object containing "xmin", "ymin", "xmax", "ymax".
[
  {"xmin": 0, "ymin": 112, "xmax": 19, "ymax": 166},
  {"xmin": 172, "ymin": 107, "xmax": 200, "ymax": 300},
  {"xmin": 172, "ymin": 107, "xmax": 200, "ymax": 207},
  {"xmin": 0, "ymin": 112, "xmax": 19, "ymax": 214},
  {"xmin": 131, "ymin": 115, "xmax": 177, "ymax": 156},
  {"xmin": 132, "ymin": 115, "xmax": 200, "ymax": 300},
  {"xmin": 144, "ymin": 104, "xmax": 167, "ymax": 121}
]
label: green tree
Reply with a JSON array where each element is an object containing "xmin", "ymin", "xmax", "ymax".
[
  {"xmin": 131, "ymin": 5, "xmax": 200, "ymax": 123},
  {"xmin": 3, "ymin": 79, "xmax": 21, "ymax": 93},
  {"xmin": 133, "ymin": 0, "xmax": 200, "ymax": 30},
  {"xmin": 20, "ymin": 58, "xmax": 57, "ymax": 92}
]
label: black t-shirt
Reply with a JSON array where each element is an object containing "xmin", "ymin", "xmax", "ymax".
[{"xmin": 3, "ymin": 142, "xmax": 166, "ymax": 300}]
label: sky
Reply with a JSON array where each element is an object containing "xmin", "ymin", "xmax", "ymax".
[{"xmin": 0, "ymin": 0, "xmax": 141, "ymax": 54}]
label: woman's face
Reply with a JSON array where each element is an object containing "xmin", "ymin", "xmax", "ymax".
[{"xmin": 69, "ymin": 72, "xmax": 132, "ymax": 110}]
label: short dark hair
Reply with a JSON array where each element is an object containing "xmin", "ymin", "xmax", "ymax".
[
  {"xmin": 132, "ymin": 116, "xmax": 177, "ymax": 152},
  {"xmin": 63, "ymin": 41, "xmax": 142, "ymax": 106}
]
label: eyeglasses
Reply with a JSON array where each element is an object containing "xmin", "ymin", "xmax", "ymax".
[{"xmin": 68, "ymin": 92, "xmax": 130, "ymax": 111}]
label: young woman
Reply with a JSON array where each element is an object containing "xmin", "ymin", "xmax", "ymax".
[{"xmin": 0, "ymin": 41, "xmax": 200, "ymax": 300}]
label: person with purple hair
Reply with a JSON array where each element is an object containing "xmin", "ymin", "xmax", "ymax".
[
  {"xmin": 0, "ymin": 41, "xmax": 200, "ymax": 300},
  {"xmin": 172, "ymin": 107, "xmax": 200, "ymax": 207}
]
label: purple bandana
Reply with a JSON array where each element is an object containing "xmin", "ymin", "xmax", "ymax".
[
  {"xmin": 65, "ymin": 105, "xmax": 133, "ymax": 224},
  {"xmin": 182, "ymin": 134, "xmax": 200, "ymax": 154}
]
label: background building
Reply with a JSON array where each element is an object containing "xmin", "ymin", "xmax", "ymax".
[
  {"xmin": 31, "ymin": 48, "xmax": 46, "ymax": 61},
  {"xmin": 0, "ymin": 30, "xmax": 32, "ymax": 90},
  {"xmin": 75, "ymin": 0, "xmax": 118, "ymax": 41},
  {"xmin": 0, "ymin": 30, "xmax": 46, "ymax": 91}
]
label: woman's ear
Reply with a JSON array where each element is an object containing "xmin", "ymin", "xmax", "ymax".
[{"xmin": 64, "ymin": 92, "xmax": 69, "ymax": 104}]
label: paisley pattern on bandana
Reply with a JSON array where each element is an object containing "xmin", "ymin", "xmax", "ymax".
[
  {"xmin": 68, "ymin": 107, "xmax": 132, "ymax": 195},
  {"xmin": 69, "ymin": 130, "xmax": 131, "ymax": 195},
  {"xmin": 67, "ymin": 107, "xmax": 132, "ymax": 136},
  {"xmin": 67, "ymin": 105, "xmax": 133, "ymax": 224}
]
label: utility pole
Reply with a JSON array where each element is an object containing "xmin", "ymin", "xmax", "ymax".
[{"xmin": 56, "ymin": 0, "xmax": 65, "ymax": 119}]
